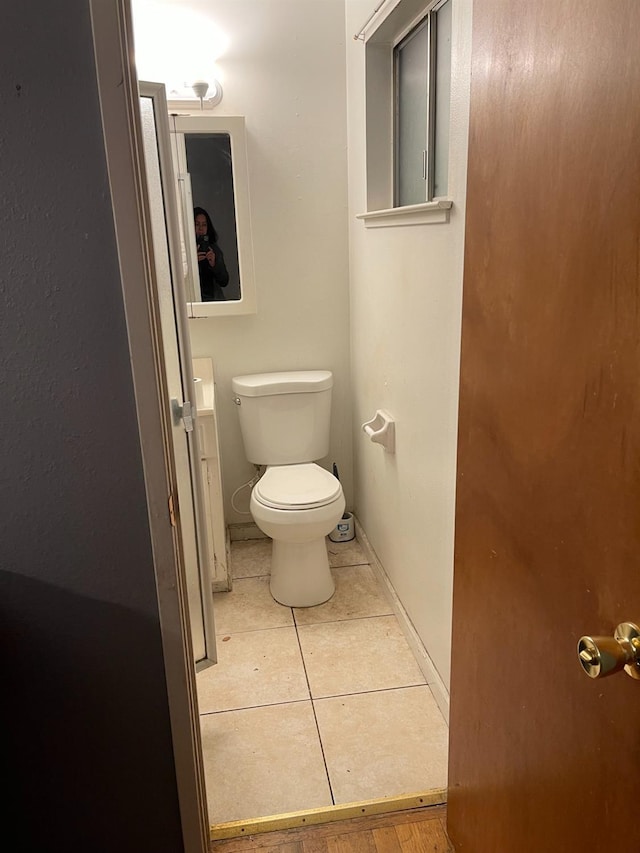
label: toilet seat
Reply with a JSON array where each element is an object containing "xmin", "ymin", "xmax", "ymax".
[{"xmin": 253, "ymin": 463, "xmax": 341, "ymax": 510}]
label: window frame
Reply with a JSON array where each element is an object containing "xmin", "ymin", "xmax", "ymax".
[{"xmin": 357, "ymin": 0, "xmax": 453, "ymax": 228}]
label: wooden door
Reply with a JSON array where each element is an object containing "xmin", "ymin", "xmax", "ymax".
[{"xmin": 448, "ymin": 2, "xmax": 640, "ymax": 851}]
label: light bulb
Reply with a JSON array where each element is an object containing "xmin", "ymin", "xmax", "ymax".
[{"xmin": 191, "ymin": 80, "xmax": 209, "ymax": 100}]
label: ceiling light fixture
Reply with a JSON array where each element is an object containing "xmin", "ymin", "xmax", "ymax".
[{"xmin": 191, "ymin": 79, "xmax": 223, "ymax": 109}]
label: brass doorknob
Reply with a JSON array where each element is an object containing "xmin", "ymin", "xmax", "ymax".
[{"xmin": 577, "ymin": 622, "xmax": 640, "ymax": 680}]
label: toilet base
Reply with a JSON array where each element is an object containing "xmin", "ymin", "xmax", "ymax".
[{"xmin": 270, "ymin": 537, "xmax": 335, "ymax": 607}]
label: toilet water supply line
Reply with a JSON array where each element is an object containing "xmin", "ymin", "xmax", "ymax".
[
  {"xmin": 332, "ymin": 463, "xmax": 350, "ymax": 521},
  {"xmin": 231, "ymin": 465, "xmax": 263, "ymax": 514}
]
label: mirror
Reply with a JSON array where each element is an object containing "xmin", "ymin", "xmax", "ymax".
[{"xmin": 169, "ymin": 115, "xmax": 256, "ymax": 317}]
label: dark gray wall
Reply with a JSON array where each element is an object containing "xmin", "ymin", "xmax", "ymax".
[{"xmin": 0, "ymin": 3, "xmax": 185, "ymax": 850}]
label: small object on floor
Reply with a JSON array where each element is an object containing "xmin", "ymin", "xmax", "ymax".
[{"xmin": 328, "ymin": 510, "xmax": 355, "ymax": 542}]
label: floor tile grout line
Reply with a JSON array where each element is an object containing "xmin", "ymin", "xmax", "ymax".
[
  {"xmin": 295, "ymin": 611, "xmax": 399, "ymax": 629},
  {"xmin": 200, "ymin": 664, "xmax": 435, "ymax": 716},
  {"xmin": 214, "ymin": 623, "xmax": 296, "ymax": 638},
  {"xmin": 311, "ymin": 682, "xmax": 431, "ymax": 703},
  {"xmin": 200, "ymin": 681, "xmax": 434, "ymax": 717},
  {"xmin": 292, "ymin": 605, "xmax": 337, "ymax": 807},
  {"xmin": 199, "ymin": 696, "xmax": 314, "ymax": 717},
  {"xmin": 230, "ymin": 562, "xmax": 370, "ymax": 582},
  {"xmin": 213, "ymin": 610, "xmax": 399, "ymax": 638}
]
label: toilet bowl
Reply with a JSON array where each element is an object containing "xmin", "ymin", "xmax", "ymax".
[
  {"xmin": 231, "ymin": 370, "xmax": 345, "ymax": 607},
  {"xmin": 250, "ymin": 463, "xmax": 345, "ymax": 606}
]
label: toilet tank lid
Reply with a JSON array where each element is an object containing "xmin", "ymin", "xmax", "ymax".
[{"xmin": 232, "ymin": 370, "xmax": 333, "ymax": 397}]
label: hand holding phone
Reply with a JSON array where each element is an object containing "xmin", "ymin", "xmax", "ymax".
[{"xmin": 197, "ymin": 237, "xmax": 209, "ymax": 261}]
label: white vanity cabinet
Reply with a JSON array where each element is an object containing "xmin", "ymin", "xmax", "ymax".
[{"xmin": 193, "ymin": 358, "xmax": 230, "ymax": 592}]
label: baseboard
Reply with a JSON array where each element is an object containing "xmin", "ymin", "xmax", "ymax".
[
  {"xmin": 354, "ymin": 517, "xmax": 450, "ymax": 723},
  {"xmin": 227, "ymin": 522, "xmax": 267, "ymax": 541}
]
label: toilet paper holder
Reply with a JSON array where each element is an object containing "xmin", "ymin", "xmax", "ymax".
[{"xmin": 362, "ymin": 409, "xmax": 395, "ymax": 453}]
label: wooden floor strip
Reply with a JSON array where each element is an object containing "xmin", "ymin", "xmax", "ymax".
[
  {"xmin": 210, "ymin": 791, "xmax": 447, "ymax": 842},
  {"xmin": 210, "ymin": 805, "xmax": 451, "ymax": 853}
]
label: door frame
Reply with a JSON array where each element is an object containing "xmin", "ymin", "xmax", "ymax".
[
  {"xmin": 90, "ymin": 0, "xmax": 454, "ymax": 846},
  {"xmin": 139, "ymin": 79, "xmax": 219, "ymax": 670},
  {"xmin": 90, "ymin": 1, "xmax": 210, "ymax": 850}
]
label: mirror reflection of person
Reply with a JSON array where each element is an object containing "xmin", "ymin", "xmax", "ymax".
[{"xmin": 194, "ymin": 206, "xmax": 229, "ymax": 301}]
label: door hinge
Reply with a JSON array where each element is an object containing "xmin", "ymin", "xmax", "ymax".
[
  {"xmin": 171, "ymin": 398, "xmax": 194, "ymax": 433},
  {"xmin": 168, "ymin": 493, "xmax": 177, "ymax": 528}
]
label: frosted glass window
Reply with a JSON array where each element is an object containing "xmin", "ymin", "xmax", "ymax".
[
  {"xmin": 396, "ymin": 21, "xmax": 429, "ymax": 206},
  {"xmin": 393, "ymin": 0, "xmax": 452, "ymax": 205}
]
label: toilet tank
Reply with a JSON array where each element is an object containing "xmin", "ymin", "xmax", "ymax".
[{"xmin": 231, "ymin": 371, "xmax": 333, "ymax": 465}]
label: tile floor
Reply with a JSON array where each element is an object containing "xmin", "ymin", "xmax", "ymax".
[{"xmin": 197, "ymin": 537, "xmax": 449, "ymax": 825}]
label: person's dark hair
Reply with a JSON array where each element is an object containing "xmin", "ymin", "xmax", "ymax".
[{"xmin": 194, "ymin": 206, "xmax": 218, "ymax": 243}]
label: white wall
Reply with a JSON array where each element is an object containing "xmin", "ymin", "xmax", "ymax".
[
  {"xmin": 345, "ymin": 0, "xmax": 473, "ymax": 689},
  {"xmin": 133, "ymin": 0, "xmax": 472, "ymax": 692},
  {"xmin": 133, "ymin": 0, "xmax": 353, "ymax": 523}
]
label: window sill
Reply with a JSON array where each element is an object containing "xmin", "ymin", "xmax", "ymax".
[{"xmin": 356, "ymin": 200, "xmax": 453, "ymax": 228}]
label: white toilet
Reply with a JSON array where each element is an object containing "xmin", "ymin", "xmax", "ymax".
[{"xmin": 231, "ymin": 370, "xmax": 345, "ymax": 607}]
